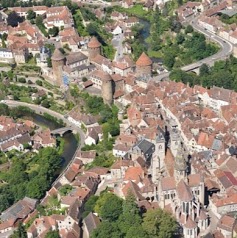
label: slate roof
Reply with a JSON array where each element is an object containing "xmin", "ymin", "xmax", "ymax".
[
  {"xmin": 134, "ymin": 139, "xmax": 155, "ymax": 156},
  {"xmin": 66, "ymin": 52, "xmax": 88, "ymax": 65},
  {"xmin": 84, "ymin": 212, "xmax": 100, "ymax": 235},
  {"xmin": 0, "ymin": 197, "xmax": 37, "ymax": 222}
]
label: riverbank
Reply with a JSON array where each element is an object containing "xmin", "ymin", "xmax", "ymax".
[
  {"xmin": 0, "ymin": 103, "xmax": 78, "ymax": 168},
  {"xmin": 113, "ymin": 5, "xmax": 219, "ymax": 70}
]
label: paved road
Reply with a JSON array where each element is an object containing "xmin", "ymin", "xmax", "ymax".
[
  {"xmin": 154, "ymin": 17, "xmax": 233, "ymax": 81},
  {"xmin": 112, "ymin": 33, "xmax": 124, "ymax": 61},
  {"xmin": 2, "ymin": 100, "xmax": 85, "ymax": 148}
]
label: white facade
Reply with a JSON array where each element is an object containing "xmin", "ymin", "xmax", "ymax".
[
  {"xmin": 0, "ymin": 49, "xmax": 15, "ymax": 64},
  {"xmin": 113, "ymin": 148, "xmax": 127, "ymax": 157},
  {"xmin": 85, "ymin": 136, "xmax": 96, "ymax": 146},
  {"xmin": 112, "ymin": 26, "xmax": 123, "ymax": 35},
  {"xmin": 68, "ymin": 116, "xmax": 82, "ymax": 128},
  {"xmin": 198, "ymin": 20, "xmax": 216, "ymax": 33}
]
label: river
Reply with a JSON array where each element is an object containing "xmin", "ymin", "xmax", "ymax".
[
  {"xmin": 26, "ymin": 113, "xmax": 78, "ymax": 169},
  {"xmin": 139, "ymin": 18, "xmax": 163, "ymax": 63}
]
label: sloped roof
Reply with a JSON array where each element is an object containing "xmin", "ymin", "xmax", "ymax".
[
  {"xmin": 84, "ymin": 212, "xmax": 100, "ymax": 235},
  {"xmin": 136, "ymin": 52, "xmax": 152, "ymax": 66},
  {"xmin": 184, "ymin": 216, "xmax": 197, "ymax": 229},
  {"xmin": 88, "ymin": 36, "xmax": 101, "ymax": 48},
  {"xmin": 176, "ymin": 179, "xmax": 193, "ymax": 202},
  {"xmin": 51, "ymin": 48, "xmax": 65, "ymax": 61}
]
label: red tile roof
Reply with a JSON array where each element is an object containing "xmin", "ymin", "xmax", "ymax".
[
  {"xmin": 136, "ymin": 52, "xmax": 152, "ymax": 66},
  {"xmin": 88, "ymin": 36, "xmax": 101, "ymax": 48}
]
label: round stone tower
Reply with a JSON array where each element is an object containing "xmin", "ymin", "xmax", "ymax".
[
  {"xmin": 88, "ymin": 36, "xmax": 101, "ymax": 60},
  {"xmin": 101, "ymin": 72, "xmax": 113, "ymax": 105},
  {"xmin": 51, "ymin": 48, "xmax": 65, "ymax": 86},
  {"xmin": 136, "ymin": 52, "xmax": 152, "ymax": 77}
]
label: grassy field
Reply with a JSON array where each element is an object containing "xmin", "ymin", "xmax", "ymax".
[
  {"xmin": 115, "ymin": 4, "xmax": 151, "ymax": 20},
  {"xmin": 148, "ymin": 50, "xmax": 163, "ymax": 58}
]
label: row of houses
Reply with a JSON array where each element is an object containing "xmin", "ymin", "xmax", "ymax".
[
  {"xmin": 109, "ymin": 76, "xmax": 237, "ymax": 237},
  {"xmin": 0, "ymin": 116, "xmax": 56, "ymax": 152}
]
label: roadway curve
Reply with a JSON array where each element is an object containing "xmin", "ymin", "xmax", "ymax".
[
  {"xmin": 154, "ymin": 17, "xmax": 233, "ymax": 81},
  {"xmin": 3, "ymin": 100, "xmax": 85, "ymax": 148}
]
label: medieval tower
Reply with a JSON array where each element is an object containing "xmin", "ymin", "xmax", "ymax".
[
  {"xmin": 152, "ymin": 126, "xmax": 166, "ymax": 182},
  {"xmin": 101, "ymin": 72, "xmax": 113, "ymax": 105},
  {"xmin": 88, "ymin": 36, "xmax": 101, "ymax": 60},
  {"xmin": 170, "ymin": 128, "xmax": 180, "ymax": 157},
  {"xmin": 174, "ymin": 143, "xmax": 188, "ymax": 182},
  {"xmin": 135, "ymin": 52, "xmax": 152, "ymax": 78},
  {"xmin": 51, "ymin": 48, "xmax": 65, "ymax": 86}
]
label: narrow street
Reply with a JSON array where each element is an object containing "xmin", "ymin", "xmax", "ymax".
[{"xmin": 112, "ymin": 32, "xmax": 124, "ymax": 61}]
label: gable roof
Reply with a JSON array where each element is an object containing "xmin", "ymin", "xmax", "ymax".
[
  {"xmin": 176, "ymin": 179, "xmax": 193, "ymax": 202},
  {"xmin": 84, "ymin": 212, "xmax": 100, "ymax": 235}
]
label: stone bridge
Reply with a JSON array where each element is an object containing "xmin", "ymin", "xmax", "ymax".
[{"xmin": 51, "ymin": 126, "xmax": 73, "ymax": 136}]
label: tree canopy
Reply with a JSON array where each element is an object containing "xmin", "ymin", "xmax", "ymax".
[
  {"xmin": 92, "ymin": 192, "xmax": 177, "ymax": 238},
  {"xmin": 142, "ymin": 209, "xmax": 177, "ymax": 238},
  {"xmin": 0, "ymin": 146, "xmax": 62, "ymax": 213},
  {"xmin": 27, "ymin": 10, "xmax": 36, "ymax": 20},
  {"xmin": 7, "ymin": 11, "xmax": 23, "ymax": 27},
  {"xmin": 45, "ymin": 230, "xmax": 60, "ymax": 238},
  {"xmin": 170, "ymin": 56, "xmax": 237, "ymax": 91}
]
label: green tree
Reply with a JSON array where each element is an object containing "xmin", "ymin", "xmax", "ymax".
[
  {"xmin": 163, "ymin": 54, "xmax": 175, "ymax": 70},
  {"xmin": 176, "ymin": 33, "xmax": 185, "ymax": 45},
  {"xmin": 199, "ymin": 63, "xmax": 210, "ymax": 77},
  {"xmin": 0, "ymin": 104, "xmax": 9, "ymax": 116},
  {"xmin": 169, "ymin": 16, "xmax": 182, "ymax": 33},
  {"xmin": 185, "ymin": 25, "xmax": 194, "ymax": 34},
  {"xmin": 48, "ymin": 26, "xmax": 59, "ymax": 37},
  {"xmin": 59, "ymin": 184, "xmax": 73, "ymax": 196},
  {"xmin": 45, "ymin": 230, "xmax": 60, "ymax": 238},
  {"xmin": 35, "ymin": 15, "xmax": 44, "ymax": 26},
  {"xmin": 10, "ymin": 222, "xmax": 27, "ymax": 238},
  {"xmin": 18, "ymin": 77, "xmax": 26, "ymax": 83},
  {"xmin": 83, "ymin": 195, "xmax": 99, "ymax": 218},
  {"xmin": 41, "ymin": 99, "xmax": 50, "ymax": 108},
  {"xmin": 142, "ymin": 208, "xmax": 177, "ymax": 238},
  {"xmin": 36, "ymin": 80, "xmax": 43, "ymax": 86},
  {"xmin": 0, "ymin": 194, "xmax": 11, "ymax": 212},
  {"xmin": 100, "ymin": 194, "xmax": 123, "ymax": 222},
  {"xmin": 94, "ymin": 193, "xmax": 122, "ymax": 221},
  {"xmin": 27, "ymin": 10, "xmax": 36, "ymax": 20},
  {"xmin": 47, "ymin": 58, "xmax": 52, "ymax": 67},
  {"xmin": 7, "ymin": 11, "xmax": 23, "ymax": 27},
  {"xmin": 118, "ymin": 191, "xmax": 142, "ymax": 235},
  {"xmin": 125, "ymin": 226, "xmax": 148, "ymax": 238},
  {"xmin": 92, "ymin": 221, "xmax": 121, "ymax": 238}
]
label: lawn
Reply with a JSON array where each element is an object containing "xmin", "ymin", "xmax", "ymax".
[
  {"xmin": 148, "ymin": 50, "xmax": 163, "ymax": 58},
  {"xmin": 19, "ymin": 97, "xmax": 32, "ymax": 103},
  {"xmin": 115, "ymin": 4, "xmax": 151, "ymax": 20}
]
